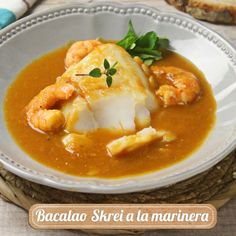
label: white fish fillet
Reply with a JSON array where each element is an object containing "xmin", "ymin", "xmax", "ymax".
[
  {"xmin": 61, "ymin": 43, "xmax": 158, "ymax": 134},
  {"xmin": 106, "ymin": 127, "xmax": 166, "ymax": 157},
  {"xmin": 62, "ymin": 95, "xmax": 98, "ymax": 132}
]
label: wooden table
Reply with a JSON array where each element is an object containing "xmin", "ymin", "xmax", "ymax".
[{"xmin": 0, "ymin": 0, "xmax": 236, "ymax": 235}]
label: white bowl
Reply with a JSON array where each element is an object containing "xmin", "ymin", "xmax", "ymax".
[{"xmin": 0, "ymin": 2, "xmax": 236, "ymax": 194}]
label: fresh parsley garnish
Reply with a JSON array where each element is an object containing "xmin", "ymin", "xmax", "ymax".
[
  {"xmin": 76, "ymin": 59, "xmax": 118, "ymax": 87},
  {"xmin": 117, "ymin": 20, "xmax": 169, "ymax": 65}
]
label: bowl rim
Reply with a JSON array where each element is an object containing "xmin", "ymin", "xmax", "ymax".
[{"xmin": 0, "ymin": 1, "xmax": 236, "ymax": 194}]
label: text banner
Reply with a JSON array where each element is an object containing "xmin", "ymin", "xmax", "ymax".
[{"xmin": 29, "ymin": 204, "xmax": 217, "ymax": 229}]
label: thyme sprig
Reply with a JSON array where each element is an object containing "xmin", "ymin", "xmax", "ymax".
[{"xmin": 76, "ymin": 59, "xmax": 118, "ymax": 87}]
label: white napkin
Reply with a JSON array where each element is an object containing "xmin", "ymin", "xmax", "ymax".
[{"xmin": 0, "ymin": 0, "xmax": 38, "ymax": 29}]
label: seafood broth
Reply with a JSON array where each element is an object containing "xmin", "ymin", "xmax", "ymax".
[{"xmin": 4, "ymin": 46, "xmax": 216, "ymax": 178}]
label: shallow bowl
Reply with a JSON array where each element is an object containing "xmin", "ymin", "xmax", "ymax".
[{"xmin": 0, "ymin": 2, "xmax": 236, "ymax": 193}]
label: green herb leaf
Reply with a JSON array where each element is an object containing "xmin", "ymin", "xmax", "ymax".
[
  {"xmin": 117, "ymin": 36, "xmax": 136, "ymax": 50},
  {"xmin": 144, "ymin": 59, "xmax": 154, "ymax": 66},
  {"xmin": 131, "ymin": 47, "xmax": 162, "ymax": 57},
  {"xmin": 130, "ymin": 43, "xmax": 136, "ymax": 49},
  {"xmin": 127, "ymin": 19, "xmax": 137, "ymax": 37},
  {"xmin": 117, "ymin": 20, "xmax": 169, "ymax": 66},
  {"xmin": 117, "ymin": 20, "xmax": 137, "ymax": 50},
  {"xmin": 89, "ymin": 68, "xmax": 102, "ymax": 77},
  {"xmin": 106, "ymin": 76, "xmax": 112, "ymax": 87},
  {"xmin": 104, "ymin": 59, "xmax": 110, "ymax": 69},
  {"xmin": 136, "ymin": 31, "xmax": 158, "ymax": 49},
  {"xmin": 108, "ymin": 68, "xmax": 117, "ymax": 76},
  {"xmin": 157, "ymin": 38, "xmax": 169, "ymax": 49}
]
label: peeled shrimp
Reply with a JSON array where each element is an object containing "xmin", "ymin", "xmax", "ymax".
[
  {"xmin": 65, "ymin": 40, "xmax": 102, "ymax": 68},
  {"xmin": 150, "ymin": 66, "xmax": 201, "ymax": 107},
  {"xmin": 26, "ymin": 82, "xmax": 75, "ymax": 132}
]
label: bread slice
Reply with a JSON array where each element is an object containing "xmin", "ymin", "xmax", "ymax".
[{"xmin": 166, "ymin": 0, "xmax": 236, "ymax": 24}]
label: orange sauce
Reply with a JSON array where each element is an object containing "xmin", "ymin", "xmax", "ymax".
[{"xmin": 4, "ymin": 46, "xmax": 216, "ymax": 178}]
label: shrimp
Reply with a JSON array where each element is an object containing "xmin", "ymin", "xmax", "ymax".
[
  {"xmin": 65, "ymin": 40, "xmax": 102, "ymax": 68},
  {"xmin": 26, "ymin": 82, "xmax": 75, "ymax": 132},
  {"xmin": 150, "ymin": 66, "xmax": 201, "ymax": 107}
]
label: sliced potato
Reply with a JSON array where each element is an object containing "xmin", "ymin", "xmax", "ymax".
[
  {"xmin": 62, "ymin": 133, "xmax": 92, "ymax": 155},
  {"xmin": 106, "ymin": 127, "xmax": 167, "ymax": 157}
]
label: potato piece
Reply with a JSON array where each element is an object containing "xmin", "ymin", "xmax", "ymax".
[
  {"xmin": 62, "ymin": 133, "xmax": 92, "ymax": 155},
  {"xmin": 106, "ymin": 127, "xmax": 167, "ymax": 157}
]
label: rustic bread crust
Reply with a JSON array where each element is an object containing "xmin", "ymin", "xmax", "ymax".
[{"xmin": 166, "ymin": 0, "xmax": 236, "ymax": 24}]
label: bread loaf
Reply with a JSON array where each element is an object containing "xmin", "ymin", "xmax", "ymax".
[{"xmin": 166, "ymin": 0, "xmax": 236, "ymax": 24}]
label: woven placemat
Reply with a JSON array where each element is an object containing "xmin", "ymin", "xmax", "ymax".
[{"xmin": 0, "ymin": 152, "xmax": 236, "ymax": 234}]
